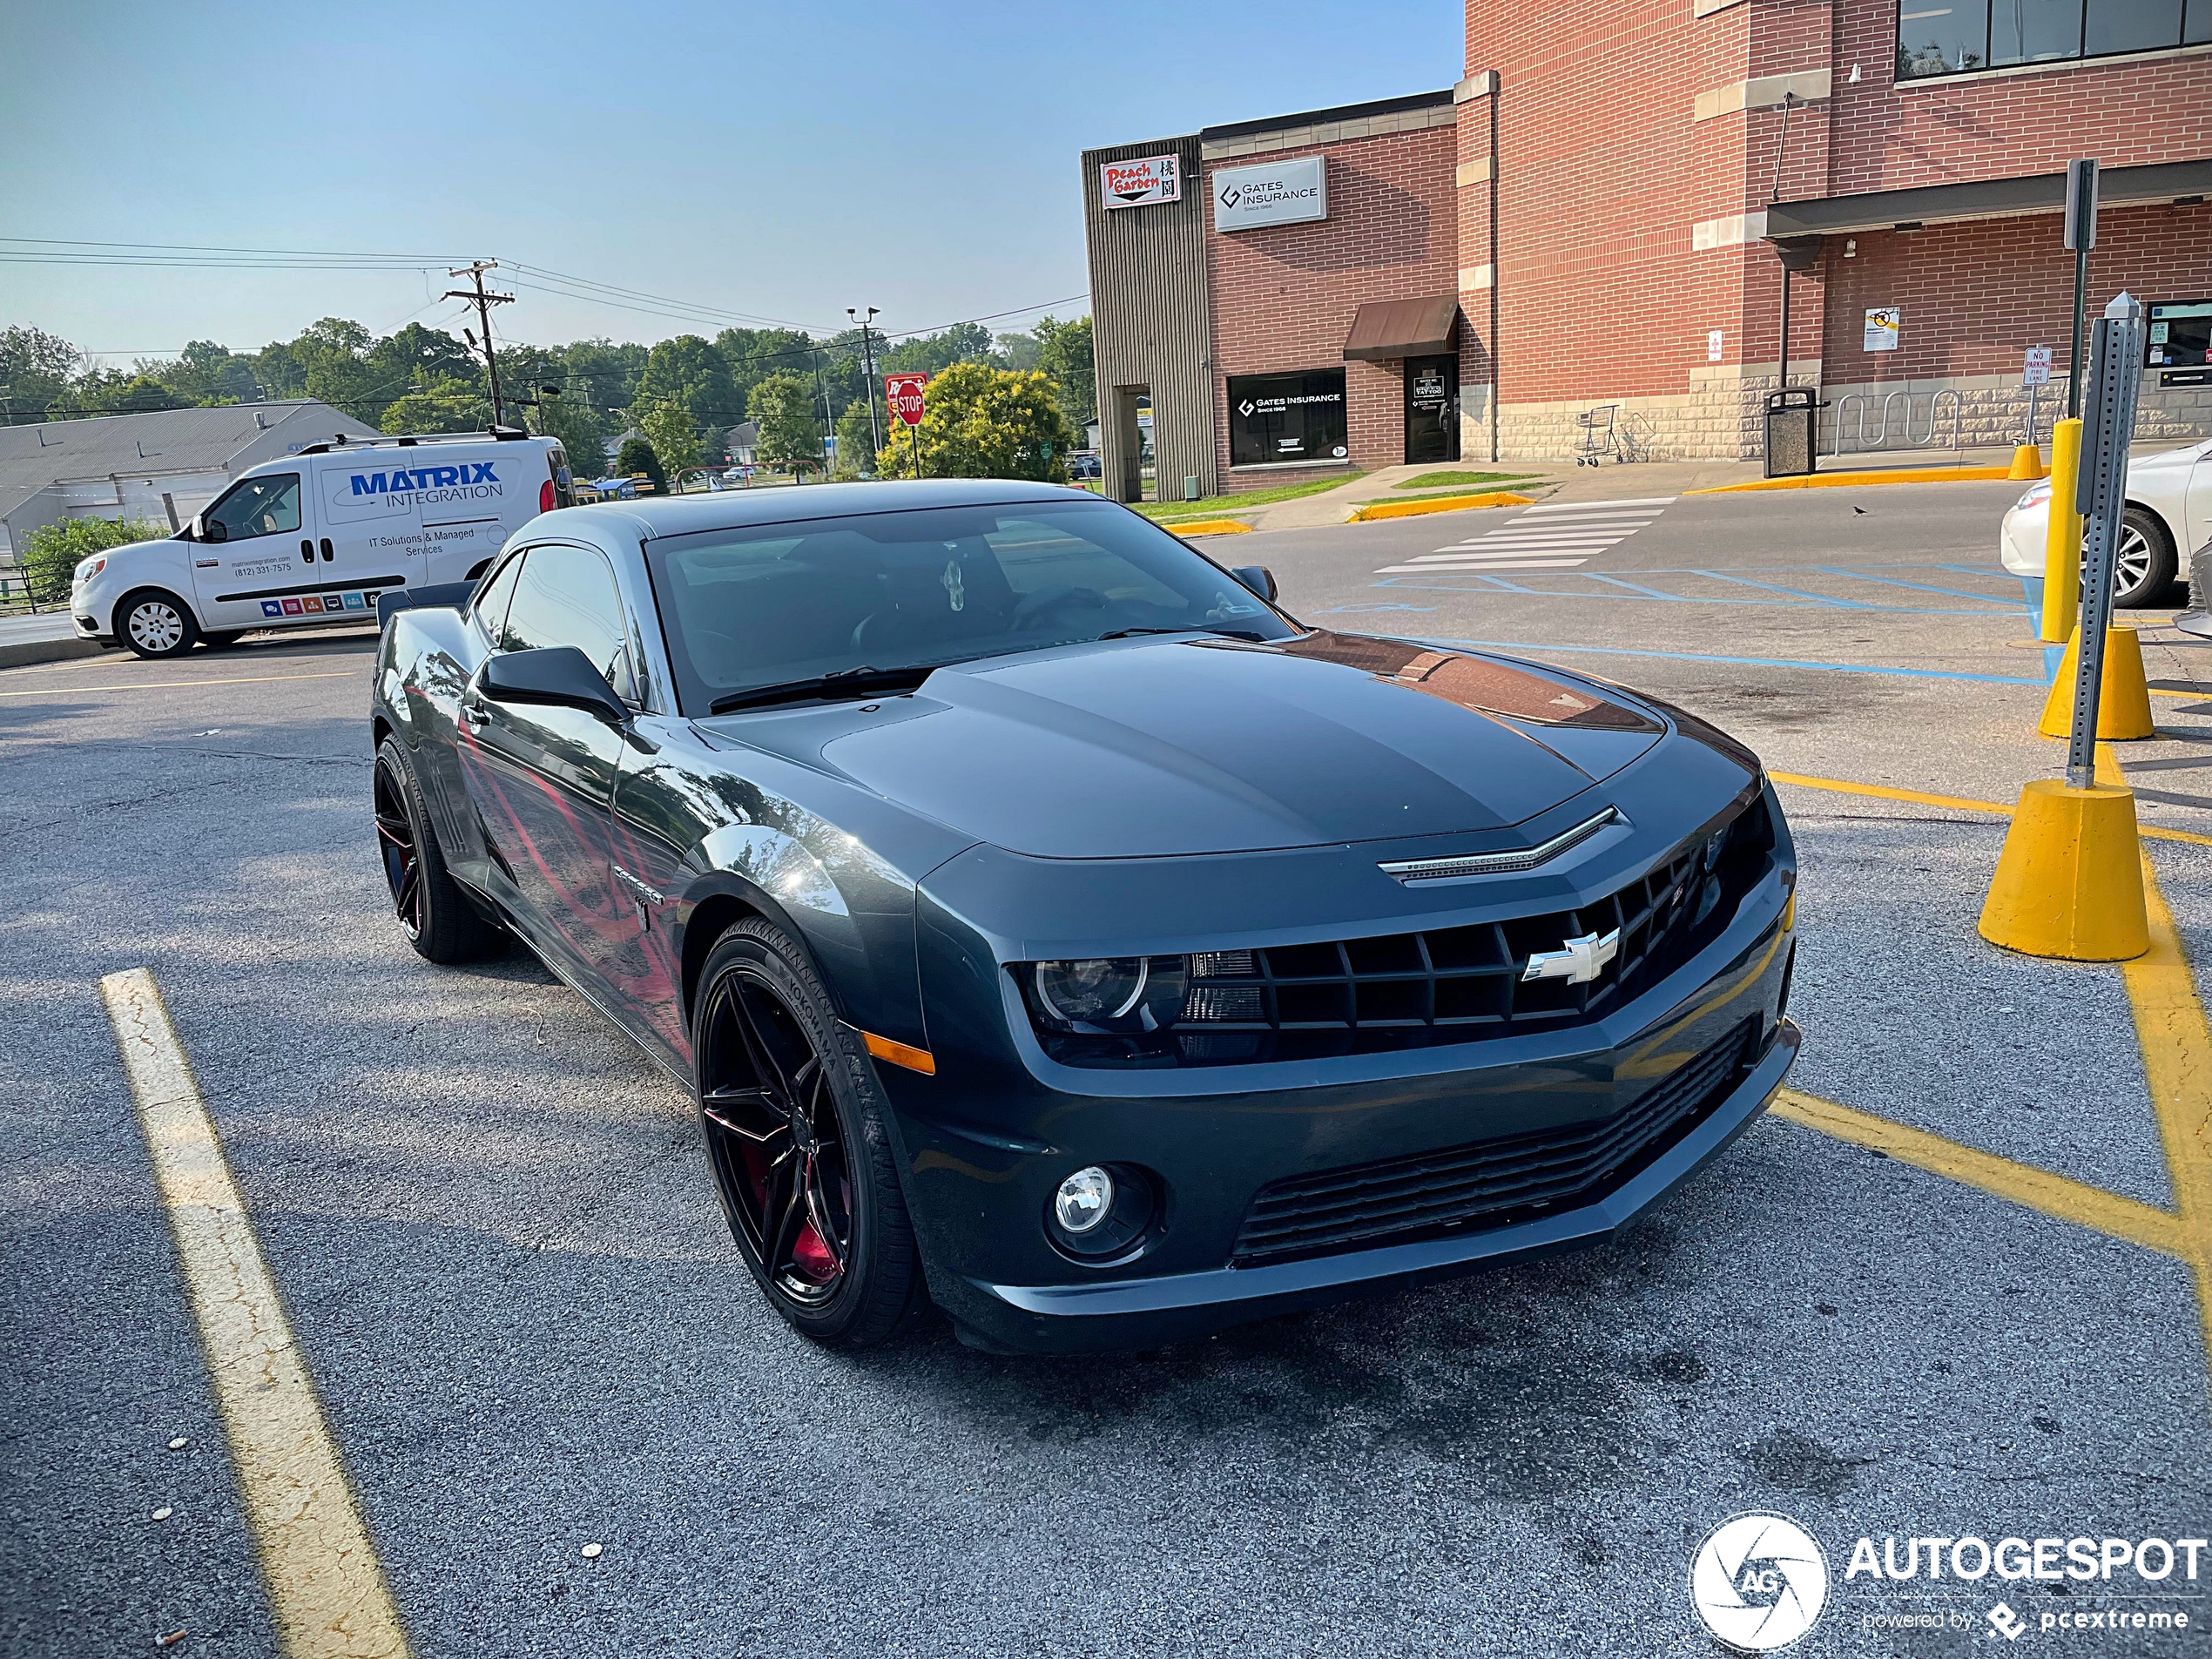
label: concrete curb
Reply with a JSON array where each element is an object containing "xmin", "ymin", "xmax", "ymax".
[
  {"xmin": 0, "ymin": 637, "xmax": 104, "ymax": 671},
  {"xmin": 1688, "ymin": 465, "xmax": 2017, "ymax": 494},
  {"xmin": 1163, "ymin": 519, "xmax": 1254, "ymax": 537},
  {"xmin": 1348, "ymin": 489, "xmax": 1538, "ymax": 522}
]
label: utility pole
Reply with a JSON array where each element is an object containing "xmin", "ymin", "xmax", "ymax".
[
  {"xmin": 444, "ymin": 260, "xmax": 516, "ymax": 427},
  {"xmin": 846, "ymin": 306, "xmax": 882, "ymax": 455},
  {"xmin": 810, "ymin": 346, "xmax": 832, "ymax": 479}
]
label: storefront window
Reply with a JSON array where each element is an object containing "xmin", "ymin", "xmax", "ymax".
[
  {"xmin": 1225, "ymin": 369, "xmax": 1348, "ymax": 468},
  {"xmin": 1898, "ymin": 0, "xmax": 2188, "ymax": 76}
]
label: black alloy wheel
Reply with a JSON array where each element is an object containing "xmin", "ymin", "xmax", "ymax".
[
  {"xmin": 693, "ymin": 920, "xmax": 926, "ymax": 1345},
  {"xmin": 373, "ymin": 736, "xmax": 496, "ymax": 964}
]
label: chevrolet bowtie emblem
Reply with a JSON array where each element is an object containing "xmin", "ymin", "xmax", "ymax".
[{"xmin": 1521, "ymin": 927, "xmax": 1621, "ymax": 985}]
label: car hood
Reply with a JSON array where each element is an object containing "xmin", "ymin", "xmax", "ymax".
[{"xmin": 725, "ymin": 631, "xmax": 1666, "ymax": 859}]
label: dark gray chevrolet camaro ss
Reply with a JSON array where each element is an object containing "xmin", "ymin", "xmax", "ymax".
[{"xmin": 370, "ymin": 479, "xmax": 1799, "ymax": 1352}]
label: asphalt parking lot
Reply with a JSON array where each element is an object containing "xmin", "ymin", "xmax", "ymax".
[{"xmin": 4, "ymin": 479, "xmax": 2210, "ymax": 1657}]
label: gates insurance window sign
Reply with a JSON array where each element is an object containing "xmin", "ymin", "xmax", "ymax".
[{"xmin": 1212, "ymin": 156, "xmax": 1327, "ymax": 232}]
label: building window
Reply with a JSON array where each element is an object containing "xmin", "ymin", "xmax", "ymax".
[
  {"xmin": 1897, "ymin": 0, "xmax": 2200, "ymax": 78},
  {"xmin": 1225, "ymin": 370, "xmax": 1348, "ymax": 467}
]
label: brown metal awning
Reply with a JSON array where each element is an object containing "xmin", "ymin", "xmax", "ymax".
[
  {"xmin": 1343, "ymin": 294, "xmax": 1459, "ymax": 362},
  {"xmin": 1764, "ymin": 158, "xmax": 2212, "ymax": 239}
]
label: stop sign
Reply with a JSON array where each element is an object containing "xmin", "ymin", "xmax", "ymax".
[{"xmin": 885, "ymin": 372, "xmax": 929, "ymax": 428}]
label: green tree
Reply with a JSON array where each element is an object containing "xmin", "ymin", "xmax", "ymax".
[
  {"xmin": 833, "ymin": 399, "xmax": 879, "ymax": 477},
  {"xmin": 889, "ymin": 362, "xmax": 1075, "ymax": 482},
  {"xmin": 747, "ymin": 370, "xmax": 822, "ymax": 475},
  {"xmin": 529, "ymin": 388, "xmax": 610, "ymax": 475},
  {"xmin": 18, "ymin": 516, "xmax": 165, "ymax": 605},
  {"xmin": 880, "ymin": 320, "xmax": 995, "ymax": 378},
  {"xmin": 1033, "ymin": 315, "xmax": 1096, "ymax": 431},
  {"xmin": 635, "ymin": 398, "xmax": 700, "ymax": 480},
  {"xmin": 156, "ymin": 340, "xmax": 260, "ymax": 405},
  {"xmin": 716, "ymin": 327, "xmax": 817, "ymax": 416},
  {"xmin": 636, "ymin": 334, "xmax": 741, "ymax": 433},
  {"xmin": 381, "ymin": 374, "xmax": 489, "ymax": 435},
  {"xmin": 289, "ymin": 317, "xmax": 382, "ymax": 423},
  {"xmin": 993, "ymin": 331, "xmax": 1042, "ymax": 371},
  {"xmin": 614, "ymin": 435, "xmax": 665, "ymax": 491},
  {"xmin": 111, "ymin": 374, "xmax": 189, "ymax": 414},
  {"xmin": 0, "ymin": 325, "xmax": 84, "ymax": 423}
]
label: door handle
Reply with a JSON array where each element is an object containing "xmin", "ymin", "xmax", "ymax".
[
  {"xmin": 300, "ymin": 538, "xmax": 314, "ymax": 564},
  {"xmin": 320, "ymin": 538, "xmax": 334, "ymax": 561},
  {"xmin": 461, "ymin": 702, "xmax": 490, "ymax": 726}
]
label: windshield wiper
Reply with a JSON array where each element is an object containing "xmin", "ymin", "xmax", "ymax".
[
  {"xmin": 707, "ymin": 664, "xmax": 937, "ymax": 716},
  {"xmin": 1096, "ymin": 625, "xmax": 1271, "ymax": 642}
]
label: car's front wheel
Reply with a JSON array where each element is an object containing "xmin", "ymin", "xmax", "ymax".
[
  {"xmin": 117, "ymin": 589, "xmax": 200, "ymax": 659},
  {"xmin": 693, "ymin": 919, "xmax": 927, "ymax": 1346},
  {"xmin": 2101, "ymin": 505, "xmax": 2177, "ymax": 609},
  {"xmin": 373, "ymin": 737, "xmax": 498, "ymax": 963}
]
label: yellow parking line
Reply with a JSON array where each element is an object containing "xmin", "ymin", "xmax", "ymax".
[
  {"xmin": 0, "ymin": 670, "xmax": 359, "ymax": 698},
  {"xmin": 1769, "ymin": 769, "xmax": 2212, "ymax": 849},
  {"xmin": 1769, "ymin": 1089, "xmax": 2185, "ymax": 1258},
  {"xmin": 2126, "ymin": 868, "xmax": 2212, "ymax": 1364},
  {"xmin": 102, "ymin": 969, "xmax": 409, "ymax": 1659}
]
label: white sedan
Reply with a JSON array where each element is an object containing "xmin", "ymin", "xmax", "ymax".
[{"xmin": 2000, "ymin": 436, "xmax": 2212, "ymax": 610}]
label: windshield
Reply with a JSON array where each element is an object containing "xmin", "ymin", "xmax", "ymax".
[{"xmin": 643, "ymin": 498, "xmax": 1299, "ymax": 715}]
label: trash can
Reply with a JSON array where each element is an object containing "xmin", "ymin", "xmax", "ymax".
[{"xmin": 1764, "ymin": 387, "xmax": 1817, "ymax": 479}]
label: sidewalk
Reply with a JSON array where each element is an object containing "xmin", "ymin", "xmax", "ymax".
[
  {"xmin": 1229, "ymin": 442, "xmax": 2044, "ymax": 529},
  {"xmin": 0, "ymin": 610, "xmax": 100, "ymax": 668}
]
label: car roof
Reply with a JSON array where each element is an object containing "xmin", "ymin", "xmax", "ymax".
[{"xmin": 550, "ymin": 477, "xmax": 1096, "ymax": 541}]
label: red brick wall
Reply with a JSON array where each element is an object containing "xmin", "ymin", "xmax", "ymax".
[
  {"xmin": 1827, "ymin": 0, "xmax": 2212, "ymax": 192},
  {"xmin": 1818, "ymin": 201, "xmax": 2212, "ymax": 383},
  {"xmin": 1205, "ymin": 122, "xmax": 1462, "ymax": 477}
]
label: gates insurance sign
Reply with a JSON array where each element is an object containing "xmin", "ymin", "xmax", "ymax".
[{"xmin": 1212, "ymin": 156, "xmax": 1326, "ymax": 232}]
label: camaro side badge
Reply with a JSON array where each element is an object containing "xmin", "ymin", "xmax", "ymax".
[{"xmin": 1521, "ymin": 927, "xmax": 1621, "ymax": 985}]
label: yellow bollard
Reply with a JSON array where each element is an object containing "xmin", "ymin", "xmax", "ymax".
[
  {"xmin": 1978, "ymin": 779, "xmax": 2148, "ymax": 961},
  {"xmin": 2008, "ymin": 443, "xmax": 2047, "ymax": 481},
  {"xmin": 2040, "ymin": 417, "xmax": 2084, "ymax": 644},
  {"xmin": 2037, "ymin": 624, "xmax": 2155, "ymax": 739}
]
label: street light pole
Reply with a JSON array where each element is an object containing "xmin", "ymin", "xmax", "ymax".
[{"xmin": 847, "ymin": 306, "xmax": 882, "ymax": 456}]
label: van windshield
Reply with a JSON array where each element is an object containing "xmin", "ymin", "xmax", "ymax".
[{"xmin": 643, "ymin": 498, "xmax": 1298, "ymax": 716}]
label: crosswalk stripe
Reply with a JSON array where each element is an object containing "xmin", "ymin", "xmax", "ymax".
[
  {"xmin": 1521, "ymin": 496, "xmax": 1676, "ymax": 513},
  {"xmin": 1439, "ymin": 536, "xmax": 1628, "ymax": 550},
  {"xmin": 1378, "ymin": 559, "xmax": 1590, "ymax": 573},
  {"xmin": 1410, "ymin": 545, "xmax": 1614, "ymax": 561}
]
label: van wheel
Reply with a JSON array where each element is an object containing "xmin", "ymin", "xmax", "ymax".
[{"xmin": 118, "ymin": 589, "xmax": 200, "ymax": 659}]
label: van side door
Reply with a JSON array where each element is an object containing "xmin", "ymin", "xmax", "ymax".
[
  {"xmin": 187, "ymin": 470, "xmax": 312, "ymax": 631},
  {"xmin": 306, "ymin": 456, "xmax": 429, "ymax": 621}
]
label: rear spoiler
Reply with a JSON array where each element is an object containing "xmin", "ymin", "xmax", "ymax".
[{"xmin": 375, "ymin": 582, "xmax": 477, "ymax": 628}]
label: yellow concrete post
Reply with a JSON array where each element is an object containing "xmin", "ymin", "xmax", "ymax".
[
  {"xmin": 2037, "ymin": 624, "xmax": 2156, "ymax": 740},
  {"xmin": 1979, "ymin": 779, "xmax": 2148, "ymax": 961},
  {"xmin": 2040, "ymin": 417, "xmax": 2084, "ymax": 644},
  {"xmin": 2008, "ymin": 443, "xmax": 2047, "ymax": 481}
]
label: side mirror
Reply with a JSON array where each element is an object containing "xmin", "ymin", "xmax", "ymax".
[
  {"xmin": 203, "ymin": 518, "xmax": 229, "ymax": 543},
  {"xmin": 1231, "ymin": 564, "xmax": 1278, "ymax": 603},
  {"xmin": 478, "ymin": 645, "xmax": 629, "ymax": 726}
]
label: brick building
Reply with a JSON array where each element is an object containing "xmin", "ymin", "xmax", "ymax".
[{"xmin": 1082, "ymin": 1, "xmax": 2211, "ymax": 492}]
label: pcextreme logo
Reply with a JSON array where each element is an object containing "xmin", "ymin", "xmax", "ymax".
[{"xmin": 1689, "ymin": 1513, "xmax": 1830, "ymax": 1651}]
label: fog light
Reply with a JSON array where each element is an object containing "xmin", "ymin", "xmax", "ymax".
[{"xmin": 1054, "ymin": 1166, "xmax": 1114, "ymax": 1234}]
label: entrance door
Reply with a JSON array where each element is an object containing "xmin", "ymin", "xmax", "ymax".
[{"xmin": 1404, "ymin": 356, "xmax": 1460, "ymax": 465}]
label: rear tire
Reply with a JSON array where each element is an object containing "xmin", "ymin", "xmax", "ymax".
[
  {"xmin": 117, "ymin": 589, "xmax": 199, "ymax": 659},
  {"xmin": 692, "ymin": 919, "xmax": 928, "ymax": 1347},
  {"xmin": 373, "ymin": 736, "xmax": 497, "ymax": 964},
  {"xmin": 2105, "ymin": 505, "xmax": 2177, "ymax": 610}
]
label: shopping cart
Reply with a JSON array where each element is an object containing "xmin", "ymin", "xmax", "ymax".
[{"xmin": 1575, "ymin": 403, "xmax": 1621, "ymax": 466}]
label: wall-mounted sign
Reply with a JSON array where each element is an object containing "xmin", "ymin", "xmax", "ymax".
[
  {"xmin": 1708, "ymin": 329, "xmax": 1724, "ymax": 363},
  {"xmin": 2024, "ymin": 346, "xmax": 2053, "ymax": 386},
  {"xmin": 1864, "ymin": 307, "xmax": 1901, "ymax": 352},
  {"xmin": 1100, "ymin": 154, "xmax": 1181, "ymax": 209},
  {"xmin": 1212, "ymin": 155, "xmax": 1326, "ymax": 233}
]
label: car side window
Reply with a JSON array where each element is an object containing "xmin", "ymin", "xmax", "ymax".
[
  {"xmin": 203, "ymin": 473, "xmax": 300, "ymax": 542},
  {"xmin": 497, "ymin": 543, "xmax": 637, "ymax": 704},
  {"xmin": 472, "ymin": 554, "xmax": 524, "ymax": 644}
]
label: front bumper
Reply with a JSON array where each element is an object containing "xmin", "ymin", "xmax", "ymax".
[
  {"xmin": 961, "ymin": 1018, "xmax": 1797, "ymax": 1352},
  {"xmin": 2000, "ymin": 502, "xmax": 2048, "ymax": 578}
]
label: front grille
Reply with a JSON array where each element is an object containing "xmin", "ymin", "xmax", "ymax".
[{"xmin": 1231, "ymin": 1019, "xmax": 1758, "ymax": 1264}]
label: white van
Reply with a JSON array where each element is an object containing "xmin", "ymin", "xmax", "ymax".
[{"xmin": 71, "ymin": 430, "xmax": 573, "ymax": 658}]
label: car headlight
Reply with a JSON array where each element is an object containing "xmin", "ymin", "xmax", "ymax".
[
  {"xmin": 2015, "ymin": 482, "xmax": 2052, "ymax": 511},
  {"xmin": 74, "ymin": 556, "xmax": 107, "ymax": 582},
  {"xmin": 1025, "ymin": 956, "xmax": 1188, "ymax": 1033}
]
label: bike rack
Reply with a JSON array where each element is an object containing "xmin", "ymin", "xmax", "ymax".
[{"xmin": 1832, "ymin": 388, "xmax": 1962, "ymax": 455}]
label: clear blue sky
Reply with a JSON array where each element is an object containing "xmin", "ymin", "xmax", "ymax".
[{"xmin": 0, "ymin": 0, "xmax": 1459, "ymax": 363}]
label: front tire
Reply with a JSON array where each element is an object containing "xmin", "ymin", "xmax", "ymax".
[
  {"xmin": 373, "ymin": 737, "xmax": 497, "ymax": 963},
  {"xmin": 117, "ymin": 589, "xmax": 199, "ymax": 659},
  {"xmin": 693, "ymin": 920, "xmax": 927, "ymax": 1347},
  {"xmin": 2105, "ymin": 505, "xmax": 2176, "ymax": 609}
]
